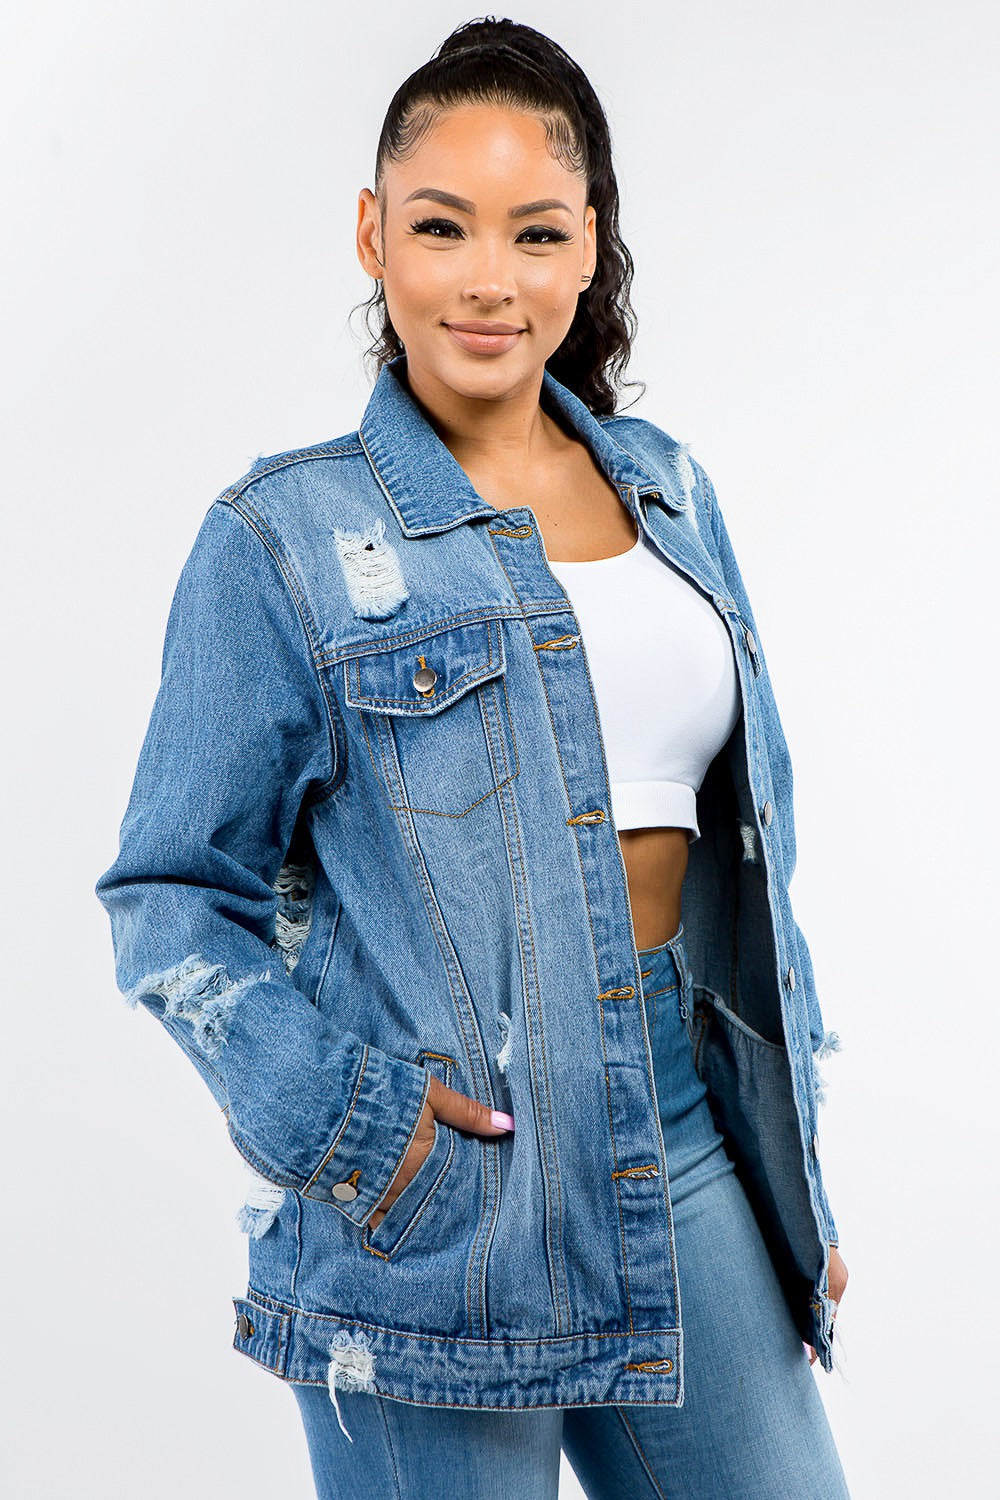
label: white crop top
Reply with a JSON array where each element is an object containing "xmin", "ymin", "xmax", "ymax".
[{"xmin": 546, "ymin": 525, "xmax": 742, "ymax": 843}]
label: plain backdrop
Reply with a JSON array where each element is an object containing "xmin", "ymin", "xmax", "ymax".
[{"xmin": 3, "ymin": 2, "xmax": 997, "ymax": 1495}]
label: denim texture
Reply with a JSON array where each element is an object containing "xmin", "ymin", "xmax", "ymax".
[
  {"xmin": 288, "ymin": 934, "xmax": 850, "ymax": 1494},
  {"xmin": 95, "ymin": 354, "xmax": 843, "ymax": 1410}
]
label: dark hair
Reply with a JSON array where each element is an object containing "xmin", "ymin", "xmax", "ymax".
[{"xmin": 351, "ymin": 15, "xmax": 644, "ymax": 415}]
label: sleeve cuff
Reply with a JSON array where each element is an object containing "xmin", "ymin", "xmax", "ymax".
[{"xmin": 302, "ymin": 1044, "xmax": 433, "ymax": 1225}]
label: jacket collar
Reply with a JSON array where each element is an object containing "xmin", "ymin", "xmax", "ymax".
[{"xmin": 358, "ymin": 354, "xmax": 685, "ymax": 537}]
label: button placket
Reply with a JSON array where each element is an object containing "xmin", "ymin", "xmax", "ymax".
[{"xmin": 486, "ymin": 505, "xmax": 684, "ymax": 1342}]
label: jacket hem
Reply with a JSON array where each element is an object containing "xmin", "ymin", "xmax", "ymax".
[{"xmin": 231, "ymin": 1288, "xmax": 684, "ymax": 1409}]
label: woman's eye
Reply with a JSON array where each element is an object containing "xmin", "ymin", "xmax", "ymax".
[
  {"xmin": 519, "ymin": 226, "xmax": 572, "ymax": 245},
  {"xmin": 410, "ymin": 217, "xmax": 462, "ymax": 238},
  {"xmin": 408, "ymin": 218, "xmax": 571, "ymax": 246}
]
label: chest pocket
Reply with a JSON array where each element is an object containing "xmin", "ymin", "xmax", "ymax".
[{"xmin": 343, "ymin": 616, "xmax": 520, "ymax": 817}]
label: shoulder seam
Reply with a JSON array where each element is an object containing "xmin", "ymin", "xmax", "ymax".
[{"xmin": 217, "ymin": 440, "xmax": 364, "ymax": 505}]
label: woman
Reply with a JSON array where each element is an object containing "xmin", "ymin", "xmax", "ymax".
[{"xmin": 95, "ymin": 16, "xmax": 851, "ymax": 1499}]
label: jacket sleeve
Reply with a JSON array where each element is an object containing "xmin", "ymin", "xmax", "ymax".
[
  {"xmin": 94, "ymin": 498, "xmax": 432, "ymax": 1228},
  {"xmin": 693, "ymin": 459, "xmax": 842, "ymax": 1247}
]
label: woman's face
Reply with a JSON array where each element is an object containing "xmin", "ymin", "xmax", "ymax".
[{"xmin": 357, "ymin": 103, "xmax": 597, "ymax": 402}]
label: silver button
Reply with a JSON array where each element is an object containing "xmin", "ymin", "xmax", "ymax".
[
  {"xmin": 762, "ymin": 800, "xmax": 773, "ymax": 826},
  {"xmin": 331, "ymin": 1179, "xmax": 359, "ymax": 1202},
  {"xmin": 413, "ymin": 665, "xmax": 437, "ymax": 694},
  {"xmin": 745, "ymin": 628, "xmax": 758, "ymax": 656},
  {"xmin": 786, "ymin": 965, "xmax": 796, "ymax": 990}
]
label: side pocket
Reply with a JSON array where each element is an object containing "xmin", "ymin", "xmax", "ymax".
[
  {"xmin": 361, "ymin": 1051, "xmax": 457, "ymax": 1261},
  {"xmin": 689, "ymin": 986, "xmax": 824, "ymax": 1342}
]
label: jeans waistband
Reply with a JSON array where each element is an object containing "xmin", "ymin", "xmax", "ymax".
[
  {"xmin": 636, "ymin": 921, "xmax": 690, "ymax": 1008},
  {"xmin": 637, "ymin": 920, "xmax": 686, "ymax": 964}
]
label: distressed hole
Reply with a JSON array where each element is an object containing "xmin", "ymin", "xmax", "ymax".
[
  {"xmin": 235, "ymin": 1163, "xmax": 286, "ymax": 1238},
  {"xmin": 333, "ymin": 515, "xmax": 409, "ymax": 621},
  {"xmin": 272, "ymin": 860, "xmax": 316, "ymax": 974},
  {"xmin": 327, "ymin": 1329, "xmax": 377, "ymax": 1443},
  {"xmin": 496, "ymin": 1010, "xmax": 512, "ymax": 1074},
  {"xmin": 739, "ymin": 822, "xmax": 759, "ymax": 862},
  {"xmin": 123, "ymin": 954, "xmax": 270, "ymax": 1061}
]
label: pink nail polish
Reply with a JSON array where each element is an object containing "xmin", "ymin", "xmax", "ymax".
[{"xmin": 490, "ymin": 1109, "xmax": 515, "ymax": 1131}]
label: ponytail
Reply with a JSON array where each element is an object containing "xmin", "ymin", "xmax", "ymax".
[{"xmin": 352, "ymin": 15, "xmax": 644, "ymax": 415}]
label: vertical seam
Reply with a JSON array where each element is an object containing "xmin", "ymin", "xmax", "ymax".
[
  {"xmin": 614, "ymin": 1407, "xmax": 671, "ymax": 1499},
  {"xmin": 374, "ymin": 1397, "xmax": 403, "ymax": 1500}
]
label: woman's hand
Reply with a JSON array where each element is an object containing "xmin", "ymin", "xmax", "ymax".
[
  {"xmin": 366, "ymin": 1075, "xmax": 514, "ymax": 1232},
  {"xmin": 805, "ymin": 1244, "xmax": 848, "ymax": 1365}
]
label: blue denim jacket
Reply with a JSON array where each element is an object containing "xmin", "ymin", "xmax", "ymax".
[{"xmin": 95, "ymin": 354, "xmax": 843, "ymax": 1408}]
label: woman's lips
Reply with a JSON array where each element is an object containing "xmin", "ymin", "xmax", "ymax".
[{"xmin": 444, "ymin": 324, "xmax": 525, "ymax": 356}]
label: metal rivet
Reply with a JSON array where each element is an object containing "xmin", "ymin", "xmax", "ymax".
[
  {"xmin": 332, "ymin": 1179, "xmax": 360, "ymax": 1202},
  {"xmin": 413, "ymin": 665, "xmax": 437, "ymax": 693},
  {"xmin": 787, "ymin": 965, "xmax": 796, "ymax": 990},
  {"xmin": 745, "ymin": 628, "xmax": 758, "ymax": 655},
  {"xmin": 762, "ymin": 800, "xmax": 773, "ymax": 826},
  {"xmin": 237, "ymin": 1312, "xmax": 254, "ymax": 1339}
]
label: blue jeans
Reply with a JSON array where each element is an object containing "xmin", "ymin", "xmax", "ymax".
[{"xmin": 290, "ymin": 926, "xmax": 850, "ymax": 1498}]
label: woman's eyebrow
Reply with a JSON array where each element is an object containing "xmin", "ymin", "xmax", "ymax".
[{"xmin": 402, "ymin": 187, "xmax": 573, "ymax": 217}]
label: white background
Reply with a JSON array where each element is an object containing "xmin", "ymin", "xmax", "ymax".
[{"xmin": 3, "ymin": 2, "xmax": 997, "ymax": 1495}]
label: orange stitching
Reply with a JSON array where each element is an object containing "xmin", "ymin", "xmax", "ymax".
[
  {"xmin": 534, "ymin": 634, "xmax": 578, "ymax": 651},
  {"xmin": 324, "ymin": 608, "xmax": 515, "ymax": 669},
  {"xmin": 244, "ymin": 1286, "xmax": 684, "ymax": 1345},
  {"xmin": 303, "ymin": 1049, "xmax": 369, "ymax": 1191},
  {"xmin": 641, "ymin": 983, "xmax": 677, "ymax": 1001},
  {"xmin": 349, "ymin": 644, "xmax": 492, "ymax": 708}
]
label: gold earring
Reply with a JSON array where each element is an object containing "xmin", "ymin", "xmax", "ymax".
[{"xmin": 581, "ymin": 273, "xmax": 593, "ymax": 283}]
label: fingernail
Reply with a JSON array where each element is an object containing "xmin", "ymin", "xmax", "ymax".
[{"xmin": 490, "ymin": 1110, "xmax": 515, "ymax": 1131}]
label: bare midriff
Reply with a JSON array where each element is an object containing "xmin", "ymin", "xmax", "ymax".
[{"xmin": 615, "ymin": 826, "xmax": 690, "ymax": 952}]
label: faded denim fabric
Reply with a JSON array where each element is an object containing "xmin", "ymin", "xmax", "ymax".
[
  {"xmin": 95, "ymin": 354, "xmax": 844, "ymax": 1413},
  {"xmin": 289, "ymin": 934, "xmax": 850, "ymax": 1485}
]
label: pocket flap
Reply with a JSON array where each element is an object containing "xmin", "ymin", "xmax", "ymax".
[{"xmin": 343, "ymin": 618, "xmax": 506, "ymax": 717}]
